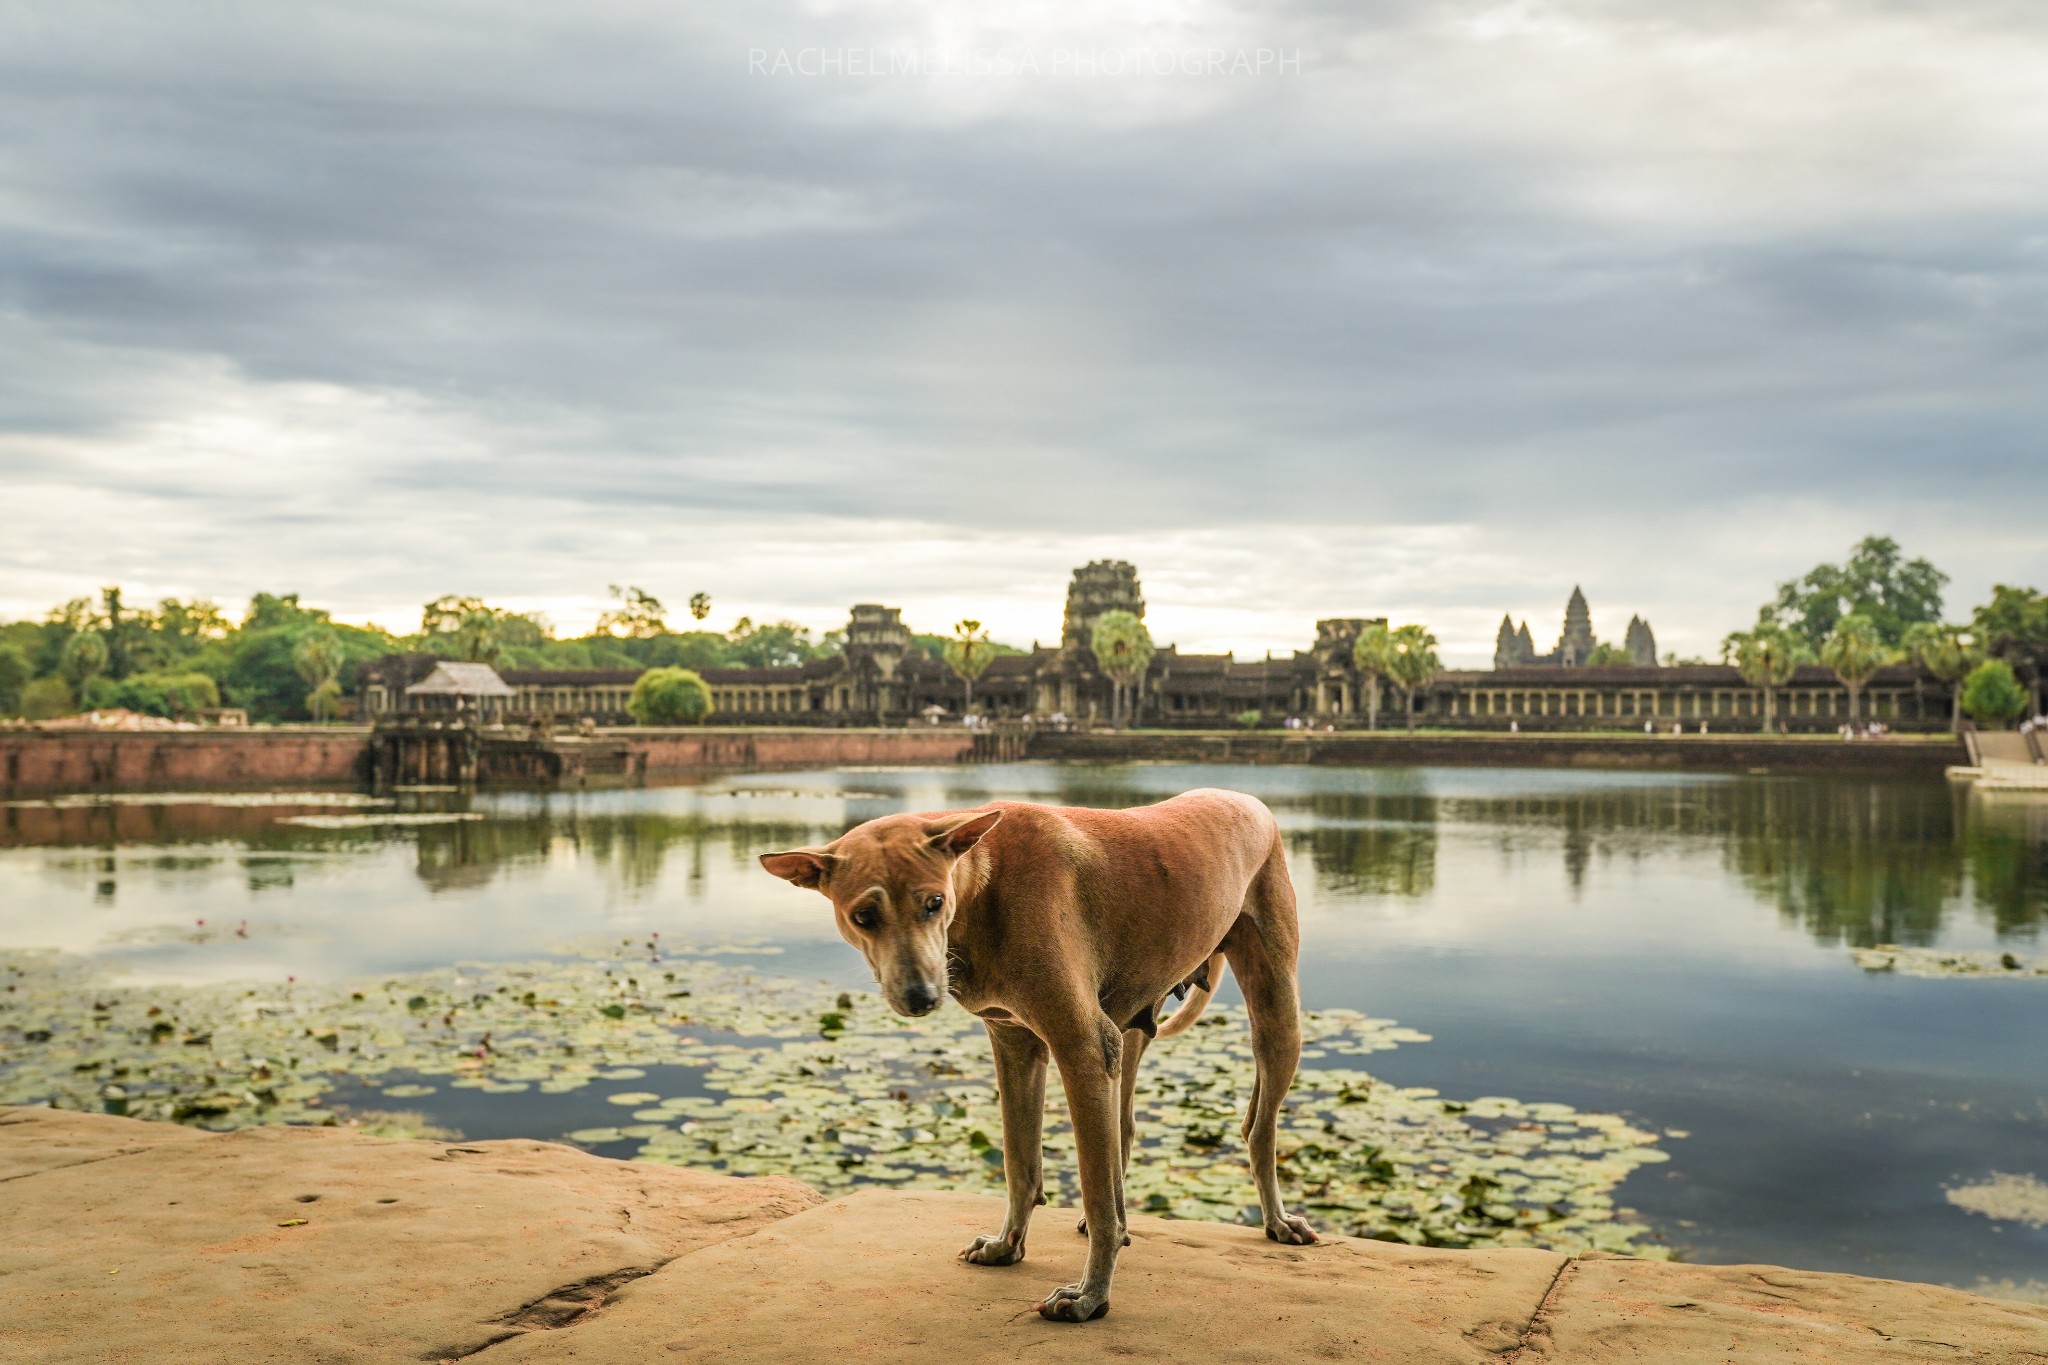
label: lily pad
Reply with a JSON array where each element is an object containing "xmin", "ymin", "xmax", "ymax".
[{"xmin": 0, "ymin": 943, "xmax": 1669, "ymax": 1256}]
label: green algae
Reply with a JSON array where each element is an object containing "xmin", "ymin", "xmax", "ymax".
[{"xmin": 0, "ymin": 939, "xmax": 1668, "ymax": 1256}]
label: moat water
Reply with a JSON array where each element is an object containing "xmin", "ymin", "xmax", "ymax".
[{"xmin": 3, "ymin": 762, "xmax": 2044, "ymax": 1296}]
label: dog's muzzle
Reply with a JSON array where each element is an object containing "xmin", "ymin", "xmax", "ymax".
[{"xmin": 899, "ymin": 981, "xmax": 941, "ymax": 1016}]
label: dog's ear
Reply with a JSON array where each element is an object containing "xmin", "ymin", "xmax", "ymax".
[
  {"xmin": 923, "ymin": 808, "xmax": 1002, "ymax": 855},
  {"xmin": 759, "ymin": 848, "xmax": 837, "ymax": 889}
]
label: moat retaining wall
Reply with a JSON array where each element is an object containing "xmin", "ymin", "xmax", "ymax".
[
  {"xmin": 1028, "ymin": 728, "xmax": 1968, "ymax": 776},
  {"xmin": 0, "ymin": 725, "xmax": 980, "ymax": 797},
  {"xmin": 0, "ymin": 727, "xmax": 376, "ymax": 796},
  {"xmin": 0, "ymin": 724, "xmax": 1965, "ymax": 796}
]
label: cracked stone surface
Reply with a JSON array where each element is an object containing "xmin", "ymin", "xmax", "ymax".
[
  {"xmin": 484, "ymin": 1188, "xmax": 1568, "ymax": 1364},
  {"xmin": 2, "ymin": 1108, "xmax": 2044, "ymax": 1364},
  {"xmin": 1516, "ymin": 1257, "xmax": 2048, "ymax": 1363},
  {"xmin": 0, "ymin": 1106, "xmax": 821, "ymax": 1364}
]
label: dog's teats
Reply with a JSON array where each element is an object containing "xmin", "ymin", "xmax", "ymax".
[{"xmin": 760, "ymin": 808, "xmax": 1002, "ymax": 1019}]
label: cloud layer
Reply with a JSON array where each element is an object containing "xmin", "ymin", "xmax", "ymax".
[{"xmin": 3, "ymin": 0, "xmax": 2045, "ymax": 662}]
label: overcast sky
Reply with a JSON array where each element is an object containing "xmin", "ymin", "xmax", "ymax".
[{"xmin": 3, "ymin": 1, "xmax": 2044, "ymax": 665}]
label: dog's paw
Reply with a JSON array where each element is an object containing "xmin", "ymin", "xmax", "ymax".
[
  {"xmin": 1037, "ymin": 1282, "xmax": 1110, "ymax": 1322},
  {"xmin": 959, "ymin": 1231, "xmax": 1025, "ymax": 1266},
  {"xmin": 1265, "ymin": 1213, "xmax": 1319, "ymax": 1245},
  {"xmin": 1073, "ymin": 1218, "xmax": 1131, "ymax": 1246}
]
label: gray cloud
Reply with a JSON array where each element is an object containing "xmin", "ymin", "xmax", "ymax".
[{"xmin": 2, "ymin": 0, "xmax": 2045, "ymax": 661}]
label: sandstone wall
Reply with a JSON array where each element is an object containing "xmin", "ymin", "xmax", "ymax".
[
  {"xmin": 0, "ymin": 727, "xmax": 373, "ymax": 797},
  {"xmin": 627, "ymin": 726, "xmax": 975, "ymax": 776},
  {"xmin": 0, "ymin": 725, "xmax": 977, "ymax": 797},
  {"xmin": 1030, "ymin": 728, "xmax": 1967, "ymax": 776}
]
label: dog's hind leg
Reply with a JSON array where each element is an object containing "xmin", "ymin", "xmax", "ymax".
[
  {"xmin": 961, "ymin": 1020, "xmax": 1048, "ymax": 1267},
  {"xmin": 1223, "ymin": 848, "xmax": 1319, "ymax": 1246}
]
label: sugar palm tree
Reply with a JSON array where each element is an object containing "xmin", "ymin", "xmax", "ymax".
[
  {"xmin": 1384, "ymin": 624, "xmax": 1441, "ymax": 732},
  {"xmin": 942, "ymin": 618, "xmax": 996, "ymax": 714},
  {"xmin": 292, "ymin": 628, "xmax": 346, "ymax": 722},
  {"xmin": 1819, "ymin": 613, "xmax": 1894, "ymax": 725},
  {"xmin": 1901, "ymin": 622, "xmax": 1975, "ymax": 731},
  {"xmin": 1090, "ymin": 610, "xmax": 1154, "ymax": 727},
  {"xmin": 1727, "ymin": 624, "xmax": 1809, "ymax": 731},
  {"xmin": 58, "ymin": 630, "xmax": 109, "ymax": 693},
  {"xmin": 454, "ymin": 610, "xmax": 502, "ymax": 665},
  {"xmin": 1351, "ymin": 622, "xmax": 1394, "ymax": 730}
]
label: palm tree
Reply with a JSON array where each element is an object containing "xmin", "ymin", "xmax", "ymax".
[
  {"xmin": 1727, "ymin": 624, "xmax": 1809, "ymax": 731},
  {"xmin": 1351, "ymin": 622, "xmax": 1395, "ymax": 730},
  {"xmin": 688, "ymin": 592, "xmax": 712, "ymax": 623},
  {"xmin": 1902, "ymin": 622, "xmax": 1975, "ymax": 732},
  {"xmin": 1819, "ymin": 613, "xmax": 1893, "ymax": 725},
  {"xmin": 942, "ymin": 618, "xmax": 997, "ymax": 715},
  {"xmin": 454, "ymin": 611, "xmax": 502, "ymax": 665},
  {"xmin": 292, "ymin": 628, "xmax": 346, "ymax": 722},
  {"xmin": 1090, "ymin": 610, "xmax": 1154, "ymax": 727},
  {"xmin": 58, "ymin": 630, "xmax": 109, "ymax": 693},
  {"xmin": 1384, "ymin": 624, "xmax": 1441, "ymax": 732}
]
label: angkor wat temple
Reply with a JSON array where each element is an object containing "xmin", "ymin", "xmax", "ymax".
[
  {"xmin": 359, "ymin": 561, "xmax": 1950, "ymax": 732},
  {"xmin": 1494, "ymin": 587, "xmax": 1657, "ymax": 668}
]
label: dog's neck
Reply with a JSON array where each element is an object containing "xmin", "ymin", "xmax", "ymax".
[{"xmin": 943, "ymin": 841, "xmax": 999, "ymax": 1010}]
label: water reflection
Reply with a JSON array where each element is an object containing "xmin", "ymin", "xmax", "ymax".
[
  {"xmin": 3, "ymin": 769, "xmax": 2043, "ymax": 950},
  {"xmin": 470, "ymin": 774, "xmax": 1999, "ymax": 943},
  {"xmin": 1288, "ymin": 792, "xmax": 1439, "ymax": 898}
]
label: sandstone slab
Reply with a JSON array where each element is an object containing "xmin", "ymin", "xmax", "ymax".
[
  {"xmin": 487, "ymin": 1188, "xmax": 1567, "ymax": 1364},
  {"xmin": 0, "ymin": 1103, "xmax": 207, "ymax": 1183},
  {"xmin": 1523, "ymin": 1255, "xmax": 2048, "ymax": 1363},
  {"xmin": 0, "ymin": 1106, "xmax": 820, "ymax": 1364},
  {"xmin": 2, "ymin": 1107, "xmax": 2043, "ymax": 1364}
]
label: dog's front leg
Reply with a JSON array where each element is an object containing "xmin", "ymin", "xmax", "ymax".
[
  {"xmin": 960, "ymin": 1020, "xmax": 1046, "ymax": 1267},
  {"xmin": 1037, "ymin": 1023, "xmax": 1126, "ymax": 1322}
]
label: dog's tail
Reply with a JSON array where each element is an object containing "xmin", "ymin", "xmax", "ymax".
[{"xmin": 1155, "ymin": 952, "xmax": 1226, "ymax": 1038}]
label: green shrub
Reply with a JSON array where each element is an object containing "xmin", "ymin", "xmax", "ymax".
[
  {"xmin": 627, "ymin": 667, "xmax": 713, "ymax": 725},
  {"xmin": 1235, "ymin": 708, "xmax": 1263, "ymax": 730},
  {"xmin": 80, "ymin": 676, "xmax": 122, "ymax": 711},
  {"xmin": 1961, "ymin": 659, "xmax": 2028, "ymax": 725},
  {"xmin": 18, "ymin": 677, "xmax": 74, "ymax": 720},
  {"xmin": 158, "ymin": 672, "xmax": 222, "ymax": 717},
  {"xmin": 112, "ymin": 672, "xmax": 222, "ymax": 718},
  {"xmin": 0, "ymin": 644, "xmax": 28, "ymax": 714}
]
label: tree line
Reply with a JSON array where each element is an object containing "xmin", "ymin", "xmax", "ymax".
[
  {"xmin": 0, "ymin": 586, "xmax": 866, "ymax": 724},
  {"xmin": 1720, "ymin": 537, "xmax": 2044, "ymax": 729},
  {"xmin": 3, "ymin": 538, "xmax": 2042, "ymax": 728}
]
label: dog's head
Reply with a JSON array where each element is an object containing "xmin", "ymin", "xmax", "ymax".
[{"xmin": 758, "ymin": 807, "xmax": 1002, "ymax": 1017}]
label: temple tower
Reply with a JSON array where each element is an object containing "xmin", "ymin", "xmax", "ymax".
[
  {"xmin": 1557, "ymin": 587, "xmax": 1594, "ymax": 666},
  {"xmin": 1061, "ymin": 560, "xmax": 1145, "ymax": 651},
  {"xmin": 1625, "ymin": 615, "xmax": 1659, "ymax": 667},
  {"xmin": 1494, "ymin": 615, "xmax": 1535, "ymax": 668}
]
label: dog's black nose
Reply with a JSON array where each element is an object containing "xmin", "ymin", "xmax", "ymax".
[{"xmin": 902, "ymin": 982, "xmax": 939, "ymax": 1015}]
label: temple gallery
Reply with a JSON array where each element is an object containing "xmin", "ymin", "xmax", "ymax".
[{"xmin": 361, "ymin": 562, "xmax": 1948, "ymax": 732}]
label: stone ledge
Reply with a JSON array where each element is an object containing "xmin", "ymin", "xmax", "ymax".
[{"xmin": 0, "ymin": 1107, "xmax": 2042, "ymax": 1364}]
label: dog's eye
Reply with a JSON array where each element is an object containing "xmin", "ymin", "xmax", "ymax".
[
  {"xmin": 850, "ymin": 907, "xmax": 878, "ymax": 931},
  {"xmin": 922, "ymin": 894, "xmax": 945, "ymax": 919}
]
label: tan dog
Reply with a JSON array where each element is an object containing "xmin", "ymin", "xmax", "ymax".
[{"xmin": 760, "ymin": 788, "xmax": 1316, "ymax": 1322}]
